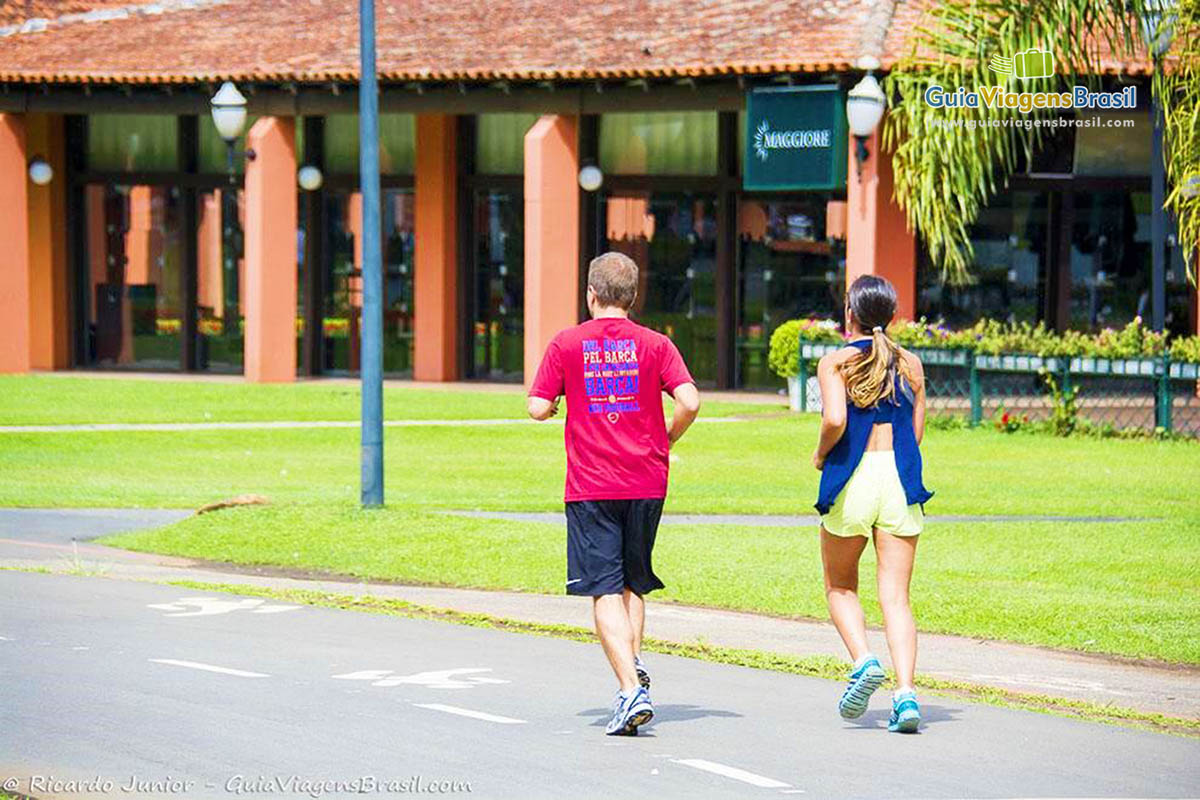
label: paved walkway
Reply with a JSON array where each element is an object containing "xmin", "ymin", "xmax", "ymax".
[
  {"xmin": 1, "ymin": 508, "xmax": 1195, "ymax": 721},
  {"xmin": 447, "ymin": 510, "xmax": 1152, "ymax": 526}
]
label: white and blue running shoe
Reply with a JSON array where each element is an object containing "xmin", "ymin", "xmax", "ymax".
[
  {"xmin": 838, "ymin": 656, "xmax": 886, "ymax": 719},
  {"xmin": 634, "ymin": 656, "xmax": 651, "ymax": 691},
  {"xmin": 605, "ymin": 686, "xmax": 654, "ymax": 736},
  {"xmin": 888, "ymin": 690, "xmax": 921, "ymax": 732}
]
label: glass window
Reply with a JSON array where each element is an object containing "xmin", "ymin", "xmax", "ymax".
[
  {"xmin": 87, "ymin": 115, "xmax": 178, "ymax": 172},
  {"xmin": 324, "ymin": 114, "xmax": 416, "ymax": 174},
  {"xmin": 320, "ymin": 189, "xmax": 415, "ymax": 375},
  {"xmin": 599, "ymin": 112, "xmax": 718, "ymax": 175},
  {"xmin": 601, "ymin": 191, "xmax": 717, "ymax": 383},
  {"xmin": 476, "ymin": 114, "xmax": 539, "ymax": 175},
  {"xmin": 470, "ymin": 190, "xmax": 524, "ymax": 380},
  {"xmin": 195, "ymin": 187, "xmax": 246, "ymax": 372},
  {"xmin": 1074, "ymin": 113, "xmax": 1150, "ymax": 177},
  {"xmin": 737, "ymin": 198, "xmax": 839, "ymax": 388},
  {"xmin": 80, "ymin": 184, "xmax": 184, "ymax": 369},
  {"xmin": 917, "ymin": 191, "xmax": 1049, "ymax": 327}
]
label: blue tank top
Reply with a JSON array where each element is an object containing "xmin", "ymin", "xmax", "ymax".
[{"xmin": 814, "ymin": 339, "xmax": 934, "ymax": 514}]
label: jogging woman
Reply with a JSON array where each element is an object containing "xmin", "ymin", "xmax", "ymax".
[{"xmin": 811, "ymin": 275, "xmax": 933, "ymax": 733}]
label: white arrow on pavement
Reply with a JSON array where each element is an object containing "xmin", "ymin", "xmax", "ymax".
[
  {"xmin": 147, "ymin": 596, "xmax": 301, "ymax": 617},
  {"xmin": 331, "ymin": 668, "xmax": 509, "ymax": 689}
]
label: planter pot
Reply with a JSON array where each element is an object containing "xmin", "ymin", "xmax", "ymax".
[{"xmin": 787, "ymin": 375, "xmax": 822, "ymax": 412}]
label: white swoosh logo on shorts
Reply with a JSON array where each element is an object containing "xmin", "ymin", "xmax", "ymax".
[{"xmin": 565, "ymin": 579, "xmax": 583, "ymax": 585}]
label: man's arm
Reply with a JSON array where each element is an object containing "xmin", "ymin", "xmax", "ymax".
[
  {"xmin": 527, "ymin": 395, "xmax": 560, "ymax": 421},
  {"xmin": 667, "ymin": 383, "xmax": 701, "ymax": 445}
]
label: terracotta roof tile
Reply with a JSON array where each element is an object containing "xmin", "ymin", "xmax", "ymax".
[
  {"xmin": 881, "ymin": 0, "xmax": 1154, "ymax": 75},
  {"xmin": 0, "ymin": 0, "xmax": 881, "ymax": 84}
]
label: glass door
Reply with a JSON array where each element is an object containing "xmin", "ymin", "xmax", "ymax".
[
  {"xmin": 81, "ymin": 183, "xmax": 185, "ymax": 370},
  {"xmin": 600, "ymin": 191, "xmax": 717, "ymax": 384},
  {"xmin": 321, "ymin": 188, "xmax": 415, "ymax": 376},
  {"xmin": 470, "ymin": 189, "xmax": 524, "ymax": 381},
  {"xmin": 736, "ymin": 197, "xmax": 838, "ymax": 389}
]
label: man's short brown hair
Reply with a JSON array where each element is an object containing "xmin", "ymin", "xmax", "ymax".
[{"xmin": 587, "ymin": 251, "xmax": 639, "ymax": 310}]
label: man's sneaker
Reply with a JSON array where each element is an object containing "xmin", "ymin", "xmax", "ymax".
[
  {"xmin": 888, "ymin": 690, "xmax": 921, "ymax": 733},
  {"xmin": 605, "ymin": 686, "xmax": 654, "ymax": 736},
  {"xmin": 837, "ymin": 656, "xmax": 886, "ymax": 719},
  {"xmin": 634, "ymin": 656, "xmax": 651, "ymax": 691}
]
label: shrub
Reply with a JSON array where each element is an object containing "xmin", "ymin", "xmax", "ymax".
[
  {"xmin": 770, "ymin": 315, "xmax": 1200, "ymax": 365},
  {"xmin": 767, "ymin": 318, "xmax": 841, "ymax": 378}
]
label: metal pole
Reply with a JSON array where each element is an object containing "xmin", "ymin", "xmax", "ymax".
[
  {"xmin": 358, "ymin": 0, "xmax": 384, "ymax": 507},
  {"xmin": 1150, "ymin": 75, "xmax": 1166, "ymax": 333}
]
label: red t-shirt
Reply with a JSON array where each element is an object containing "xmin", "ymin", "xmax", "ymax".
[{"xmin": 528, "ymin": 317, "xmax": 695, "ymax": 502}]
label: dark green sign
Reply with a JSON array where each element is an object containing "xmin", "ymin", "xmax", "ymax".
[{"xmin": 744, "ymin": 85, "xmax": 848, "ymax": 191}]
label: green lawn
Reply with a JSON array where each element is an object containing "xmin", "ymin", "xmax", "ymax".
[{"xmin": 2, "ymin": 375, "xmax": 1198, "ymax": 663}]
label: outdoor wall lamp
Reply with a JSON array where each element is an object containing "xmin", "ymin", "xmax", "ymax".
[
  {"xmin": 578, "ymin": 163, "xmax": 604, "ymax": 192},
  {"xmin": 210, "ymin": 81, "xmax": 256, "ymax": 182},
  {"xmin": 846, "ymin": 73, "xmax": 886, "ymax": 180},
  {"xmin": 297, "ymin": 165, "xmax": 324, "ymax": 191},
  {"xmin": 27, "ymin": 157, "xmax": 53, "ymax": 186}
]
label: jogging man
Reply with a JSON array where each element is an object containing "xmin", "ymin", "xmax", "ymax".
[{"xmin": 527, "ymin": 251, "xmax": 701, "ymax": 736}]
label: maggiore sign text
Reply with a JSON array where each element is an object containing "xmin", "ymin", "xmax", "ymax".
[{"xmin": 744, "ymin": 85, "xmax": 847, "ymax": 191}]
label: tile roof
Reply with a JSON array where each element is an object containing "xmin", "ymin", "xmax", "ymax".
[
  {"xmin": 0, "ymin": 0, "xmax": 1156, "ymax": 85},
  {"xmin": 0, "ymin": 0, "xmax": 885, "ymax": 84},
  {"xmin": 882, "ymin": 0, "xmax": 1154, "ymax": 76}
]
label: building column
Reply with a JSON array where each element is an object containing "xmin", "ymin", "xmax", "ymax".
[
  {"xmin": 0, "ymin": 114, "xmax": 31, "ymax": 373},
  {"xmin": 26, "ymin": 113, "xmax": 71, "ymax": 369},
  {"xmin": 523, "ymin": 114, "xmax": 579, "ymax": 385},
  {"xmin": 413, "ymin": 114, "xmax": 459, "ymax": 382},
  {"xmin": 845, "ymin": 126, "xmax": 916, "ymax": 320},
  {"xmin": 243, "ymin": 117, "xmax": 297, "ymax": 382}
]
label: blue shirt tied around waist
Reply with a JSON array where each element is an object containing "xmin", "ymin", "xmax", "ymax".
[{"xmin": 814, "ymin": 339, "xmax": 934, "ymax": 515}]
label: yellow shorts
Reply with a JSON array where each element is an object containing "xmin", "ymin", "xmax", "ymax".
[{"xmin": 820, "ymin": 450, "xmax": 924, "ymax": 537}]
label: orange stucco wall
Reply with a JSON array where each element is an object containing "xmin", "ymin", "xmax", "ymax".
[
  {"xmin": 243, "ymin": 117, "xmax": 297, "ymax": 382},
  {"xmin": 845, "ymin": 126, "xmax": 916, "ymax": 320},
  {"xmin": 0, "ymin": 114, "xmax": 31, "ymax": 373},
  {"xmin": 413, "ymin": 114, "xmax": 459, "ymax": 382},
  {"xmin": 25, "ymin": 113, "xmax": 71, "ymax": 369},
  {"xmin": 523, "ymin": 114, "xmax": 579, "ymax": 386}
]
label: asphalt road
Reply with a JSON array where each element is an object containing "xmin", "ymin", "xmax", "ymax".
[{"xmin": 2, "ymin": 569, "xmax": 1198, "ymax": 800}]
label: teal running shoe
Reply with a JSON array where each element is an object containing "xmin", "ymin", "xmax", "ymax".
[
  {"xmin": 888, "ymin": 690, "xmax": 921, "ymax": 732},
  {"xmin": 838, "ymin": 657, "xmax": 885, "ymax": 719}
]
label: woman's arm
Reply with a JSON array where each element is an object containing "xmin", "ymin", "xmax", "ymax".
[{"xmin": 813, "ymin": 353, "xmax": 847, "ymax": 470}]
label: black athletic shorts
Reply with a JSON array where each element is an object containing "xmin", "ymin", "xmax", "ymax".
[{"xmin": 564, "ymin": 499, "xmax": 666, "ymax": 597}]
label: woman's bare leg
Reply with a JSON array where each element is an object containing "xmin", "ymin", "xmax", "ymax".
[
  {"xmin": 821, "ymin": 528, "xmax": 871, "ymax": 661},
  {"xmin": 874, "ymin": 529, "xmax": 919, "ymax": 689}
]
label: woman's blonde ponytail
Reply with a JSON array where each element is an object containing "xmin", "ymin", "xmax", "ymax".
[
  {"xmin": 839, "ymin": 325, "xmax": 908, "ymax": 408},
  {"xmin": 838, "ymin": 276, "xmax": 913, "ymax": 408}
]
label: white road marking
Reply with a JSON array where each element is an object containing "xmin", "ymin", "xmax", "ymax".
[
  {"xmin": 332, "ymin": 667, "xmax": 508, "ymax": 689},
  {"xmin": 671, "ymin": 759, "xmax": 791, "ymax": 789},
  {"xmin": 149, "ymin": 658, "xmax": 270, "ymax": 678},
  {"xmin": 0, "ymin": 636, "xmax": 11, "ymax": 641},
  {"xmin": 413, "ymin": 703, "xmax": 526, "ymax": 725},
  {"xmin": 965, "ymin": 673, "xmax": 1133, "ymax": 696},
  {"xmin": 72, "ymin": 646, "xmax": 89, "ymax": 650},
  {"xmin": 147, "ymin": 597, "xmax": 300, "ymax": 617}
]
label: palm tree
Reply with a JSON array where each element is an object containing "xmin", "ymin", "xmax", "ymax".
[{"xmin": 884, "ymin": 0, "xmax": 1198, "ymax": 285}]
